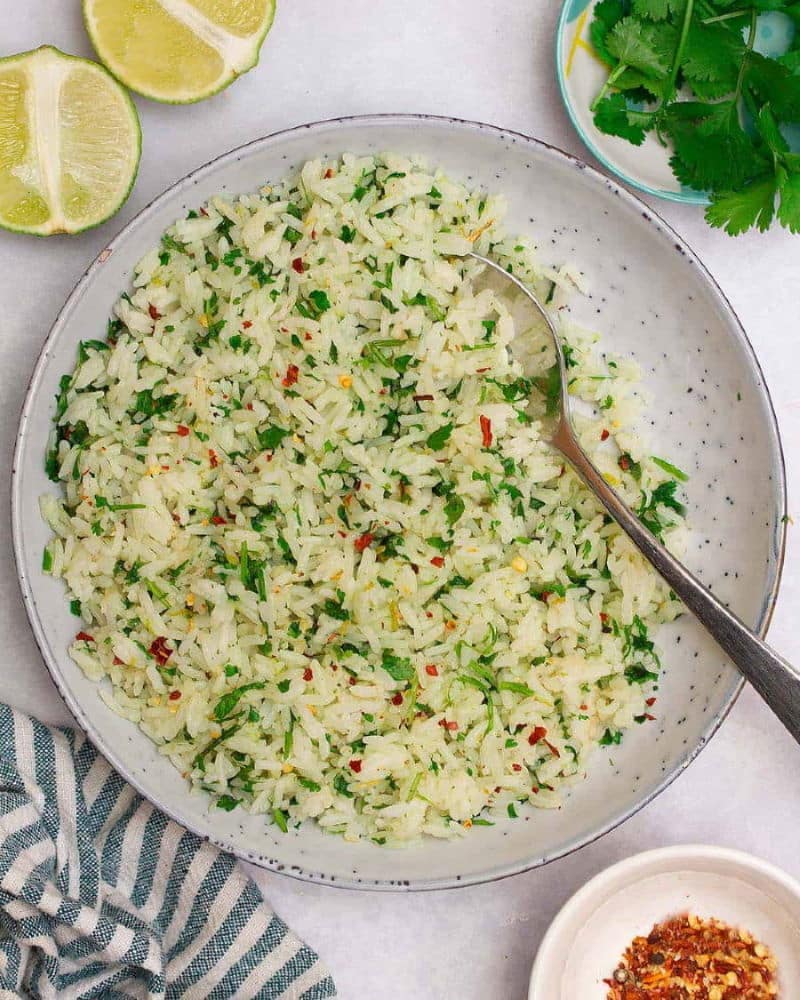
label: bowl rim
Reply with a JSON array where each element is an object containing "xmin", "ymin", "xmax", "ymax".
[
  {"xmin": 11, "ymin": 113, "xmax": 787, "ymax": 892},
  {"xmin": 554, "ymin": 0, "xmax": 710, "ymax": 206},
  {"xmin": 528, "ymin": 844, "xmax": 800, "ymax": 996}
]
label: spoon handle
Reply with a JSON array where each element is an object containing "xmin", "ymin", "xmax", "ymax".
[{"xmin": 553, "ymin": 419, "xmax": 800, "ymax": 744}]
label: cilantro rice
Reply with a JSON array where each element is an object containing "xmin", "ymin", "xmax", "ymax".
[{"xmin": 41, "ymin": 153, "xmax": 686, "ymax": 845}]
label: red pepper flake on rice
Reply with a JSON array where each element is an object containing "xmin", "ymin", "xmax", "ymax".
[
  {"xmin": 149, "ymin": 637, "xmax": 172, "ymax": 666},
  {"xmin": 354, "ymin": 532, "xmax": 374, "ymax": 553},
  {"xmin": 480, "ymin": 414, "xmax": 493, "ymax": 448}
]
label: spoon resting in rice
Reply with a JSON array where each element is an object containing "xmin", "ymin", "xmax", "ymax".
[{"xmin": 471, "ymin": 251, "xmax": 800, "ymax": 745}]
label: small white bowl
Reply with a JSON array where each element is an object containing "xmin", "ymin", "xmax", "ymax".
[{"xmin": 529, "ymin": 846, "xmax": 800, "ymax": 998}]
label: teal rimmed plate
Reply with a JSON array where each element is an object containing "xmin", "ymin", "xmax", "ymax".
[{"xmin": 555, "ymin": 0, "xmax": 796, "ymax": 204}]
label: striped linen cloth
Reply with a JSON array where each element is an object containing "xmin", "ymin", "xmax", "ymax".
[{"xmin": 0, "ymin": 705, "xmax": 336, "ymax": 999}]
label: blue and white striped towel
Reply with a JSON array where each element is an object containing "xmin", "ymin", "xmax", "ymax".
[{"xmin": 0, "ymin": 705, "xmax": 336, "ymax": 999}]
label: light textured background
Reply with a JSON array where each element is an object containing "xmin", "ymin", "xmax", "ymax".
[{"xmin": 2, "ymin": 3, "xmax": 800, "ymax": 998}]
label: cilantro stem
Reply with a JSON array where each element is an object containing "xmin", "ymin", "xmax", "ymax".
[
  {"xmin": 701, "ymin": 9, "xmax": 749, "ymax": 24},
  {"xmin": 664, "ymin": 0, "xmax": 695, "ymax": 105},
  {"xmin": 735, "ymin": 8, "xmax": 759, "ymax": 103},
  {"xmin": 590, "ymin": 62, "xmax": 629, "ymax": 113}
]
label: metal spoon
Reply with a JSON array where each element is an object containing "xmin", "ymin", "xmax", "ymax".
[{"xmin": 470, "ymin": 251, "xmax": 800, "ymax": 743}]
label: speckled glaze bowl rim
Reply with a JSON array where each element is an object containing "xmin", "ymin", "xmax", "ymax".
[
  {"xmin": 554, "ymin": 0, "xmax": 710, "ymax": 206},
  {"xmin": 11, "ymin": 114, "xmax": 787, "ymax": 892},
  {"xmin": 528, "ymin": 845, "xmax": 800, "ymax": 996}
]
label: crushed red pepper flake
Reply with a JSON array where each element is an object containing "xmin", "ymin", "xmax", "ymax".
[
  {"xmin": 208, "ymin": 449, "xmax": 219, "ymax": 468},
  {"xmin": 176, "ymin": 425, "xmax": 190, "ymax": 437},
  {"xmin": 605, "ymin": 914, "xmax": 779, "ymax": 1000},
  {"xmin": 391, "ymin": 692, "xmax": 403, "ymax": 706},
  {"xmin": 75, "ymin": 631, "xmax": 95, "ymax": 643},
  {"xmin": 211, "ymin": 515, "xmax": 227, "ymax": 526},
  {"xmin": 480, "ymin": 414, "xmax": 493, "ymax": 448},
  {"xmin": 168, "ymin": 690, "xmax": 181, "ymax": 701},
  {"xmin": 148, "ymin": 637, "xmax": 172, "ymax": 666},
  {"xmin": 425, "ymin": 665, "xmax": 438, "ymax": 677},
  {"xmin": 430, "ymin": 556, "xmax": 445, "ymax": 568},
  {"xmin": 601, "ymin": 428, "xmax": 610, "ymax": 441},
  {"xmin": 282, "ymin": 364, "xmax": 300, "ymax": 387},
  {"xmin": 291, "ymin": 257, "xmax": 305, "ymax": 274},
  {"xmin": 242, "ymin": 320, "xmax": 253, "ymax": 329},
  {"xmin": 354, "ymin": 532, "xmax": 374, "ymax": 553},
  {"xmin": 303, "ymin": 668, "xmax": 313, "ymax": 682},
  {"xmin": 528, "ymin": 726, "xmax": 547, "ymax": 746},
  {"xmin": 349, "ymin": 759, "xmax": 362, "ymax": 773}
]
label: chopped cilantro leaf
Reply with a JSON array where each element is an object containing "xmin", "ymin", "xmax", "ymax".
[
  {"xmin": 380, "ymin": 650, "xmax": 415, "ymax": 682},
  {"xmin": 426, "ymin": 423, "xmax": 453, "ymax": 450}
]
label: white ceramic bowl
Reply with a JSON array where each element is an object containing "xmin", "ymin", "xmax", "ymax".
[
  {"xmin": 12, "ymin": 116, "xmax": 786, "ymax": 890},
  {"xmin": 529, "ymin": 846, "xmax": 800, "ymax": 997}
]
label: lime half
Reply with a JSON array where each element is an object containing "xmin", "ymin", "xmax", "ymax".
[
  {"xmin": 0, "ymin": 47, "xmax": 141, "ymax": 237},
  {"xmin": 83, "ymin": 0, "xmax": 277, "ymax": 104}
]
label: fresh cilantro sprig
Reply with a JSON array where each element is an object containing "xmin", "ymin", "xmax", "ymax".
[{"xmin": 589, "ymin": 0, "xmax": 800, "ymax": 235}]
